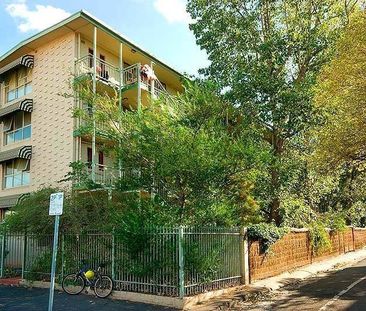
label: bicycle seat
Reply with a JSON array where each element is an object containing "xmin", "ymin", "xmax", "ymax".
[{"xmin": 99, "ymin": 263, "xmax": 106, "ymax": 268}]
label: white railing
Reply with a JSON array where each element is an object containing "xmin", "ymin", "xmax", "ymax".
[
  {"xmin": 75, "ymin": 56, "xmax": 167, "ymax": 96},
  {"xmin": 86, "ymin": 163, "xmax": 119, "ymax": 185},
  {"xmin": 75, "ymin": 55, "xmax": 121, "ymax": 87}
]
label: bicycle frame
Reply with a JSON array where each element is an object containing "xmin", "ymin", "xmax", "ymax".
[{"xmin": 77, "ymin": 264, "xmax": 102, "ymax": 287}]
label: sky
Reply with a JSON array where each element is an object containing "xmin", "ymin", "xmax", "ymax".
[{"xmin": 0, "ymin": 0, "xmax": 210, "ymax": 75}]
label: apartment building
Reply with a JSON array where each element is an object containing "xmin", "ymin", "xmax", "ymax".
[{"xmin": 0, "ymin": 10, "xmax": 183, "ymax": 220}]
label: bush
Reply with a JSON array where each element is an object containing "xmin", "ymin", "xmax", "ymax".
[
  {"xmin": 309, "ymin": 221, "xmax": 331, "ymax": 255},
  {"xmin": 247, "ymin": 223, "xmax": 289, "ymax": 253}
]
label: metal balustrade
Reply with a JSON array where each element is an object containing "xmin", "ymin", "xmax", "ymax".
[{"xmin": 75, "ymin": 56, "xmax": 168, "ymax": 98}]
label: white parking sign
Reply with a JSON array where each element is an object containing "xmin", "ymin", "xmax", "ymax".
[{"xmin": 49, "ymin": 192, "xmax": 64, "ymax": 216}]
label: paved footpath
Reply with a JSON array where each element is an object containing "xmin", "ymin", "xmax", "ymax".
[
  {"xmin": 242, "ymin": 257, "xmax": 366, "ymax": 311},
  {"xmin": 0, "ymin": 286, "xmax": 176, "ymax": 311}
]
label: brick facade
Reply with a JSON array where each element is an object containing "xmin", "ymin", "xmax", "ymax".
[{"xmin": 249, "ymin": 228, "xmax": 366, "ymax": 282}]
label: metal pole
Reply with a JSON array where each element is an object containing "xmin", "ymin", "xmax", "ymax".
[
  {"xmin": 48, "ymin": 215, "xmax": 60, "ymax": 311},
  {"xmin": 112, "ymin": 229, "xmax": 116, "ymax": 281},
  {"xmin": 118, "ymin": 42, "xmax": 123, "ymax": 179},
  {"xmin": 150, "ymin": 61, "xmax": 155, "ymax": 100},
  {"xmin": 21, "ymin": 232, "xmax": 27, "ymax": 279},
  {"xmin": 91, "ymin": 26, "xmax": 97, "ymax": 183},
  {"xmin": 137, "ymin": 63, "xmax": 142, "ymax": 112},
  {"xmin": 61, "ymin": 233, "xmax": 65, "ymax": 281},
  {"xmin": 0, "ymin": 231, "xmax": 5, "ymax": 278},
  {"xmin": 178, "ymin": 226, "xmax": 184, "ymax": 298}
]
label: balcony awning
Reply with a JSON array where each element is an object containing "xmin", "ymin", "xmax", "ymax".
[
  {"xmin": 0, "ymin": 193, "xmax": 30, "ymax": 208},
  {"xmin": 0, "ymin": 98, "xmax": 33, "ymax": 118},
  {"xmin": 0, "ymin": 55, "xmax": 34, "ymax": 80},
  {"xmin": 0, "ymin": 145, "xmax": 32, "ymax": 163}
]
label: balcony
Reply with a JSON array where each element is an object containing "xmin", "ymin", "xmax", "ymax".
[
  {"xmin": 74, "ymin": 55, "xmax": 168, "ymax": 100},
  {"xmin": 75, "ymin": 55, "xmax": 120, "ymax": 88},
  {"xmin": 81, "ymin": 163, "xmax": 169, "ymax": 201}
]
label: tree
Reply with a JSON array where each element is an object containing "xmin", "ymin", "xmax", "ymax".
[
  {"xmin": 187, "ymin": 0, "xmax": 359, "ymax": 224},
  {"xmin": 313, "ymin": 10, "xmax": 366, "ymax": 169},
  {"xmin": 74, "ymin": 81, "xmax": 267, "ymax": 225}
]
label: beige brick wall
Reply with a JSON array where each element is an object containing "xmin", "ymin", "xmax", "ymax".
[{"xmin": 30, "ymin": 32, "xmax": 76, "ymax": 191}]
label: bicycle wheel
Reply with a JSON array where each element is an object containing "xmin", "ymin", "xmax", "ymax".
[
  {"xmin": 62, "ymin": 273, "xmax": 85, "ymax": 295},
  {"xmin": 94, "ymin": 275, "xmax": 113, "ymax": 298}
]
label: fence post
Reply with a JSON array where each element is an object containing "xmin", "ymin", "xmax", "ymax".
[
  {"xmin": 239, "ymin": 227, "xmax": 250, "ymax": 285},
  {"xmin": 0, "ymin": 231, "xmax": 6, "ymax": 278},
  {"xmin": 111, "ymin": 230, "xmax": 116, "ymax": 281},
  {"xmin": 352, "ymin": 226, "xmax": 356, "ymax": 251},
  {"xmin": 178, "ymin": 226, "xmax": 185, "ymax": 298},
  {"xmin": 21, "ymin": 232, "xmax": 27, "ymax": 279}
]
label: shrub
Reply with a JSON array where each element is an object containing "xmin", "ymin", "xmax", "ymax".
[{"xmin": 247, "ymin": 223, "xmax": 289, "ymax": 253}]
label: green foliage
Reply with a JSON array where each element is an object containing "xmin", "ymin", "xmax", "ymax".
[
  {"xmin": 279, "ymin": 196, "xmax": 316, "ymax": 228},
  {"xmin": 313, "ymin": 10, "xmax": 366, "ymax": 169},
  {"xmin": 325, "ymin": 212, "xmax": 347, "ymax": 232},
  {"xmin": 26, "ymin": 250, "xmax": 63, "ymax": 282},
  {"xmin": 1, "ymin": 187, "xmax": 121, "ymax": 234},
  {"xmin": 248, "ymin": 223, "xmax": 289, "ymax": 253},
  {"xmin": 187, "ymin": 0, "xmax": 358, "ymax": 223},
  {"xmin": 73, "ymin": 79, "xmax": 267, "ymax": 226},
  {"xmin": 309, "ymin": 222, "xmax": 331, "ymax": 255},
  {"xmin": 347, "ymin": 202, "xmax": 366, "ymax": 227},
  {"xmin": 184, "ymin": 242, "xmax": 221, "ymax": 283}
]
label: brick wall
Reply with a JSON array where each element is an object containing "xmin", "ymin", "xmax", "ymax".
[
  {"xmin": 249, "ymin": 228, "xmax": 366, "ymax": 282},
  {"xmin": 354, "ymin": 228, "xmax": 366, "ymax": 249}
]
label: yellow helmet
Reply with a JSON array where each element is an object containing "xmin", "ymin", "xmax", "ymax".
[{"xmin": 85, "ymin": 270, "xmax": 94, "ymax": 279}]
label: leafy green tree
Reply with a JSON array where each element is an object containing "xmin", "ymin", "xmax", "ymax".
[
  {"xmin": 75, "ymin": 81, "xmax": 267, "ymax": 225},
  {"xmin": 313, "ymin": 10, "xmax": 366, "ymax": 169},
  {"xmin": 186, "ymin": 0, "xmax": 359, "ymax": 224}
]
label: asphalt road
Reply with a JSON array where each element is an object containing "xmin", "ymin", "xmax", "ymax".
[
  {"xmin": 244, "ymin": 257, "xmax": 366, "ymax": 311},
  {"xmin": 0, "ymin": 286, "xmax": 176, "ymax": 311}
]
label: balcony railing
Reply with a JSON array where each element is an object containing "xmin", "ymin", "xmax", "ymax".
[
  {"xmin": 75, "ymin": 55, "xmax": 120, "ymax": 87},
  {"xmin": 87, "ymin": 164, "xmax": 119, "ymax": 186},
  {"xmin": 5, "ymin": 82, "xmax": 32, "ymax": 103},
  {"xmin": 83, "ymin": 163, "xmax": 169, "ymax": 201},
  {"xmin": 75, "ymin": 56, "xmax": 168, "ymax": 97}
]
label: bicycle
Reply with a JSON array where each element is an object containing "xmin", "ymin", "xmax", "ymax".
[{"xmin": 62, "ymin": 261, "xmax": 113, "ymax": 298}]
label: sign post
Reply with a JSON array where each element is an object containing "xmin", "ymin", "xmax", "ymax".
[{"xmin": 48, "ymin": 192, "xmax": 64, "ymax": 311}]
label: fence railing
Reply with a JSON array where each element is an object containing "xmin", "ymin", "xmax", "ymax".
[{"xmin": 0, "ymin": 227, "xmax": 243, "ymax": 297}]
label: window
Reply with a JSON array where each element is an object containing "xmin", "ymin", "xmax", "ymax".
[
  {"xmin": 5, "ymin": 67, "xmax": 32, "ymax": 103},
  {"xmin": 4, "ymin": 159, "xmax": 30, "ymax": 189},
  {"xmin": 4, "ymin": 111, "xmax": 32, "ymax": 145}
]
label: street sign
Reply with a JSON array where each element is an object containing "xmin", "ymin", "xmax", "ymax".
[
  {"xmin": 49, "ymin": 192, "xmax": 64, "ymax": 216},
  {"xmin": 48, "ymin": 192, "xmax": 63, "ymax": 311}
]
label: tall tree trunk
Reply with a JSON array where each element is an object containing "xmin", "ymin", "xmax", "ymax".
[{"xmin": 269, "ymin": 132, "xmax": 283, "ymax": 225}]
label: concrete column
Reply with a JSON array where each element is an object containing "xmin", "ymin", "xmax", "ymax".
[
  {"xmin": 150, "ymin": 61, "xmax": 155, "ymax": 100},
  {"xmin": 91, "ymin": 26, "xmax": 97, "ymax": 182},
  {"xmin": 239, "ymin": 227, "xmax": 250, "ymax": 285}
]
